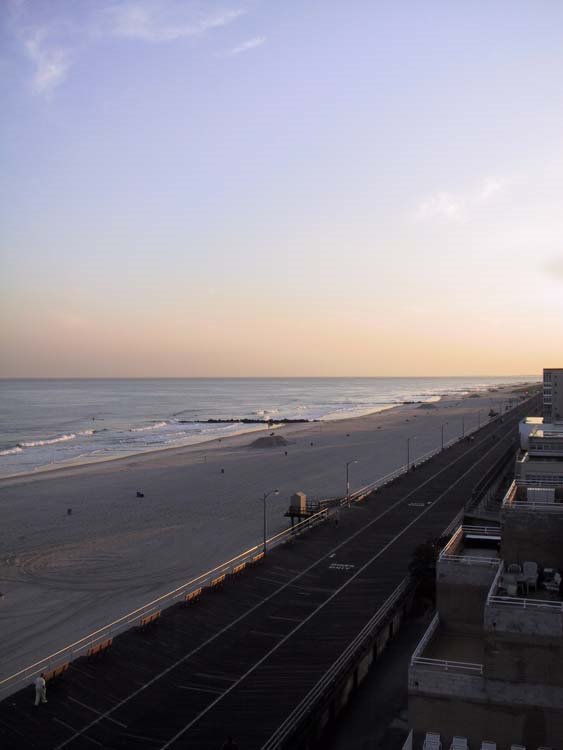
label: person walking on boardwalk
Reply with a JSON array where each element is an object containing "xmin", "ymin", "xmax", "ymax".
[{"xmin": 34, "ymin": 673, "xmax": 47, "ymax": 706}]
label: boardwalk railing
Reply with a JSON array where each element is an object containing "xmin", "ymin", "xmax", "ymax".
[
  {"xmin": 0, "ymin": 507, "xmax": 328, "ymax": 701},
  {"xmin": 262, "ymin": 577, "xmax": 411, "ymax": 750}
]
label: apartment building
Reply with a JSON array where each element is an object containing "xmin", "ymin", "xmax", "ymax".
[
  {"xmin": 516, "ymin": 417, "xmax": 563, "ymax": 487},
  {"xmin": 543, "ymin": 368, "xmax": 563, "ymax": 423},
  {"xmin": 406, "ymin": 503, "xmax": 563, "ymax": 749}
]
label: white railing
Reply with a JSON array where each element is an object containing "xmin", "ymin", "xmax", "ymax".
[
  {"xmin": 410, "ymin": 657, "xmax": 484, "ymax": 675},
  {"xmin": 262, "ymin": 577, "xmax": 411, "ymax": 750},
  {"xmin": 439, "ymin": 555, "xmax": 499, "ymax": 567},
  {"xmin": 410, "ymin": 614, "xmax": 483, "ymax": 675},
  {"xmin": 0, "ymin": 507, "xmax": 328, "ymax": 700},
  {"xmin": 503, "ymin": 480, "xmax": 563, "ymax": 512},
  {"xmin": 462, "ymin": 525, "xmax": 501, "ymax": 537},
  {"xmin": 486, "ymin": 561, "xmax": 563, "ymax": 611},
  {"xmin": 438, "ymin": 526, "xmax": 500, "ymax": 566},
  {"xmin": 410, "ymin": 613, "xmax": 439, "ymax": 661},
  {"xmin": 487, "ymin": 596, "xmax": 563, "ymax": 612},
  {"xmin": 440, "ymin": 525, "xmax": 464, "ymax": 556},
  {"xmin": 486, "ymin": 560, "xmax": 505, "ymax": 605}
]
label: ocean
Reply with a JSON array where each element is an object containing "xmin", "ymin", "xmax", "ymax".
[{"xmin": 0, "ymin": 377, "xmax": 534, "ymax": 477}]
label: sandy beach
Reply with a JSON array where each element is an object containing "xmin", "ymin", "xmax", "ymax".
[{"xmin": 0, "ymin": 384, "xmax": 532, "ymax": 683}]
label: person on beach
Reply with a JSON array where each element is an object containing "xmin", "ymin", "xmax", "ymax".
[{"xmin": 34, "ymin": 673, "xmax": 47, "ymax": 706}]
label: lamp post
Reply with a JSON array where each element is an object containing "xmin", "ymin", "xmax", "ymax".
[
  {"xmin": 407, "ymin": 436, "xmax": 417, "ymax": 470},
  {"xmin": 262, "ymin": 489, "xmax": 279, "ymax": 554},
  {"xmin": 346, "ymin": 460, "xmax": 358, "ymax": 507},
  {"xmin": 441, "ymin": 422, "xmax": 448, "ymax": 451}
]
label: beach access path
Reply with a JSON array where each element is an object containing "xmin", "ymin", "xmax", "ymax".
[
  {"xmin": 0, "ymin": 386, "xmax": 531, "ymax": 683},
  {"xmin": 0, "ymin": 393, "xmax": 537, "ymax": 749}
]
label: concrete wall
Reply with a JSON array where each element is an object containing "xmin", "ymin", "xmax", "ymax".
[
  {"xmin": 436, "ymin": 561, "xmax": 497, "ymax": 632},
  {"xmin": 484, "ymin": 630, "xmax": 563, "ymax": 686},
  {"xmin": 484, "ymin": 600, "xmax": 563, "ymax": 638},
  {"xmin": 409, "ymin": 692, "xmax": 563, "ymax": 749},
  {"xmin": 501, "ymin": 507, "xmax": 563, "ymax": 569}
]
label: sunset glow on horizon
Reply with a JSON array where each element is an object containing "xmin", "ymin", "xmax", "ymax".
[{"xmin": 2, "ymin": 1, "xmax": 562, "ymax": 377}]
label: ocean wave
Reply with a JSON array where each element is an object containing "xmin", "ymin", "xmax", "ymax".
[
  {"xmin": 0, "ymin": 446, "xmax": 23, "ymax": 456},
  {"xmin": 18, "ymin": 433, "xmax": 78, "ymax": 448},
  {"xmin": 130, "ymin": 421, "xmax": 168, "ymax": 433}
]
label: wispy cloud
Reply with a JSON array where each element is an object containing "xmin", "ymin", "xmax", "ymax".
[
  {"xmin": 227, "ymin": 35, "xmax": 266, "ymax": 55},
  {"xmin": 105, "ymin": 2, "xmax": 245, "ymax": 43},
  {"xmin": 24, "ymin": 30, "xmax": 70, "ymax": 95},
  {"xmin": 414, "ymin": 176, "xmax": 511, "ymax": 223},
  {"xmin": 9, "ymin": 1, "xmax": 247, "ymax": 95}
]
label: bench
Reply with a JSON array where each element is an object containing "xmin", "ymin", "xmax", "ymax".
[
  {"xmin": 87, "ymin": 638, "xmax": 113, "ymax": 658},
  {"xmin": 44, "ymin": 662, "xmax": 70, "ymax": 682},
  {"xmin": 210, "ymin": 574, "xmax": 226, "ymax": 590},
  {"xmin": 185, "ymin": 587, "xmax": 203, "ymax": 605},
  {"xmin": 139, "ymin": 611, "xmax": 161, "ymax": 629},
  {"xmin": 231, "ymin": 562, "xmax": 246, "ymax": 577}
]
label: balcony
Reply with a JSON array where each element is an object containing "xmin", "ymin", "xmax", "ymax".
[
  {"xmin": 484, "ymin": 562, "xmax": 563, "ymax": 637},
  {"xmin": 502, "ymin": 480, "xmax": 563, "ymax": 511},
  {"xmin": 409, "ymin": 614, "xmax": 485, "ymax": 700}
]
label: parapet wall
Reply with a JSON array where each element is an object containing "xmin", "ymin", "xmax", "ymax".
[
  {"xmin": 437, "ymin": 560, "xmax": 498, "ymax": 632},
  {"xmin": 484, "ymin": 630, "xmax": 563, "ymax": 686},
  {"xmin": 501, "ymin": 508, "xmax": 563, "ymax": 569}
]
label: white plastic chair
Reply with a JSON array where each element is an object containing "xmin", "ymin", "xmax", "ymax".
[
  {"xmin": 481, "ymin": 742, "xmax": 496, "ymax": 750},
  {"xmin": 522, "ymin": 561, "xmax": 538, "ymax": 592},
  {"xmin": 502, "ymin": 573, "xmax": 518, "ymax": 596},
  {"xmin": 507, "ymin": 563, "xmax": 521, "ymax": 574},
  {"xmin": 450, "ymin": 737, "xmax": 468, "ymax": 750},
  {"xmin": 510, "ymin": 745, "xmax": 526, "ymax": 750},
  {"xmin": 423, "ymin": 732, "xmax": 442, "ymax": 750}
]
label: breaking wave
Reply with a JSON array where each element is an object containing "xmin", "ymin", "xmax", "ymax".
[
  {"xmin": 130, "ymin": 421, "xmax": 168, "ymax": 433},
  {"xmin": 0, "ymin": 446, "xmax": 23, "ymax": 456},
  {"xmin": 19, "ymin": 433, "xmax": 78, "ymax": 448}
]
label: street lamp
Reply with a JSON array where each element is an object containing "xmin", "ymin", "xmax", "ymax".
[
  {"xmin": 407, "ymin": 436, "xmax": 417, "ymax": 470},
  {"xmin": 441, "ymin": 422, "xmax": 449, "ymax": 451},
  {"xmin": 262, "ymin": 489, "xmax": 279, "ymax": 554},
  {"xmin": 346, "ymin": 460, "xmax": 358, "ymax": 507}
]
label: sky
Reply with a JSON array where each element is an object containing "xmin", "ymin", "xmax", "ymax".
[{"xmin": 1, "ymin": 0, "xmax": 562, "ymax": 377}]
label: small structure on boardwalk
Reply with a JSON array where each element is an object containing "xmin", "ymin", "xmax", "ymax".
[{"xmin": 285, "ymin": 492, "xmax": 318, "ymax": 528}]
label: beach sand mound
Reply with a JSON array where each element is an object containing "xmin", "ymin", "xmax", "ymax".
[
  {"xmin": 468, "ymin": 393, "xmax": 481, "ymax": 398},
  {"xmin": 249, "ymin": 435, "xmax": 290, "ymax": 449},
  {"xmin": 419, "ymin": 402, "xmax": 437, "ymax": 409}
]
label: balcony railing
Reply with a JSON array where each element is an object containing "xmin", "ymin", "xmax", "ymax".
[
  {"xmin": 486, "ymin": 561, "xmax": 563, "ymax": 612},
  {"xmin": 410, "ymin": 613, "xmax": 483, "ymax": 675},
  {"xmin": 438, "ymin": 525, "xmax": 500, "ymax": 567},
  {"xmin": 410, "ymin": 657, "xmax": 483, "ymax": 674},
  {"xmin": 502, "ymin": 480, "xmax": 563, "ymax": 511}
]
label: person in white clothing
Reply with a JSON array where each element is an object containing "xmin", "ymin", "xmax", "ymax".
[{"xmin": 34, "ymin": 673, "xmax": 47, "ymax": 706}]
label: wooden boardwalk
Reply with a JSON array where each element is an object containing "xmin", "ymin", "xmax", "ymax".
[{"xmin": 0, "ymin": 400, "xmax": 536, "ymax": 750}]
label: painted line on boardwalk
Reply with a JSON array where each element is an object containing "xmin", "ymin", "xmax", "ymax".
[
  {"xmin": 53, "ymin": 423, "xmax": 511, "ymax": 750},
  {"xmin": 68, "ymin": 696, "xmax": 128, "ymax": 728}
]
